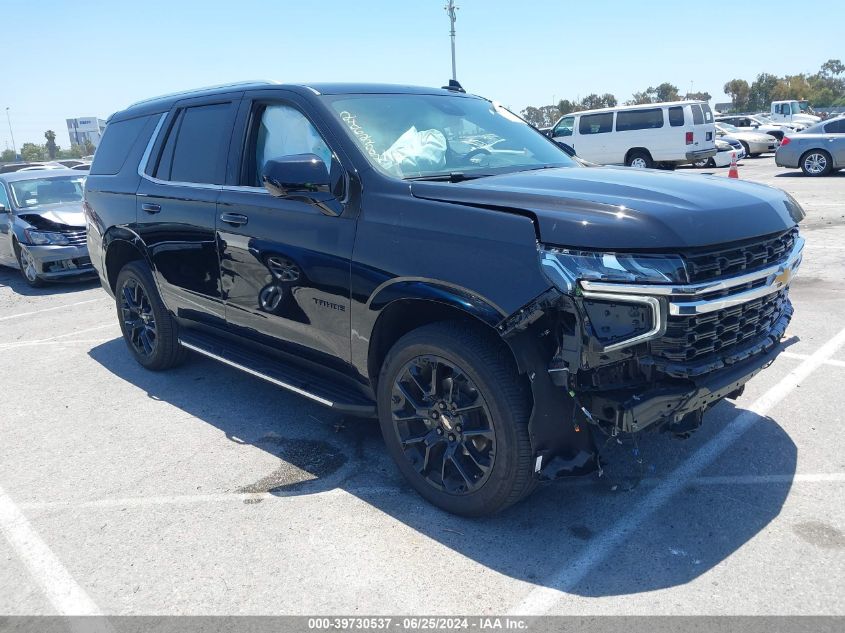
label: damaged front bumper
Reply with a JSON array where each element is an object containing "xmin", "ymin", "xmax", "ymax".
[
  {"xmin": 501, "ymin": 234, "xmax": 803, "ymax": 481},
  {"xmin": 24, "ymin": 244, "xmax": 96, "ymax": 280}
]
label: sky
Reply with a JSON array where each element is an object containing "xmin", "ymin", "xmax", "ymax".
[{"xmin": 2, "ymin": 0, "xmax": 843, "ymax": 150}]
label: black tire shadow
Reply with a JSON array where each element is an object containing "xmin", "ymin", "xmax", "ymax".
[
  {"xmin": 88, "ymin": 338, "xmax": 796, "ymax": 598},
  {"xmin": 0, "ymin": 265, "xmax": 99, "ymax": 296}
]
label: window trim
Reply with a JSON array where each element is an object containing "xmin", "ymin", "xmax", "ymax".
[
  {"xmin": 233, "ymin": 98, "xmax": 349, "ymax": 202},
  {"xmin": 138, "ymin": 99, "xmax": 237, "ymax": 190}
]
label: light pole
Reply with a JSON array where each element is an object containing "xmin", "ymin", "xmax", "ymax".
[
  {"xmin": 444, "ymin": 1, "xmax": 458, "ymax": 82},
  {"xmin": 5, "ymin": 108, "xmax": 16, "ymax": 157}
]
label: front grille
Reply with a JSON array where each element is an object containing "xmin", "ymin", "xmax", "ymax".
[
  {"xmin": 63, "ymin": 229, "xmax": 87, "ymax": 246},
  {"xmin": 650, "ymin": 288, "xmax": 791, "ymax": 375},
  {"xmin": 682, "ymin": 228, "xmax": 798, "ymax": 283}
]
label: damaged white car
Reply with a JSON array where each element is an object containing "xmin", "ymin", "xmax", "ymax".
[{"xmin": 0, "ymin": 170, "xmax": 95, "ymax": 287}]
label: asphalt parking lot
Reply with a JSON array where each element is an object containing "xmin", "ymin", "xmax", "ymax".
[{"xmin": 1, "ymin": 156, "xmax": 844, "ymax": 617}]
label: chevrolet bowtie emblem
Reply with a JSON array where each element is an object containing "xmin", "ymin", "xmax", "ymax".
[{"xmin": 774, "ymin": 266, "xmax": 793, "ymax": 287}]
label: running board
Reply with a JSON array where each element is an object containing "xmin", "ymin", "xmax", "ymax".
[{"xmin": 178, "ymin": 332, "xmax": 376, "ymax": 417}]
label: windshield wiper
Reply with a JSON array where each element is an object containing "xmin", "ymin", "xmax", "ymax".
[{"xmin": 404, "ymin": 172, "xmax": 493, "ymax": 183}]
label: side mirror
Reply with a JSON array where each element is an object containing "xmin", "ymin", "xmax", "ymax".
[
  {"xmin": 0, "ymin": 203, "xmax": 6, "ymax": 213},
  {"xmin": 262, "ymin": 154, "xmax": 341, "ymax": 216}
]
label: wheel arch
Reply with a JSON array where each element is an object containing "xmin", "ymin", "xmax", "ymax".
[
  {"xmin": 625, "ymin": 147, "xmax": 652, "ymax": 164},
  {"xmin": 102, "ymin": 228, "xmax": 153, "ymax": 293},
  {"xmin": 365, "ymin": 281, "xmax": 509, "ymax": 391}
]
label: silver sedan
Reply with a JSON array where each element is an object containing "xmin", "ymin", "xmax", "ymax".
[{"xmin": 775, "ymin": 117, "xmax": 845, "ymax": 176}]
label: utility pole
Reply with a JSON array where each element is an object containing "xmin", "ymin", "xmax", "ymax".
[
  {"xmin": 5, "ymin": 107, "xmax": 16, "ymax": 157},
  {"xmin": 444, "ymin": 1, "xmax": 458, "ymax": 82}
]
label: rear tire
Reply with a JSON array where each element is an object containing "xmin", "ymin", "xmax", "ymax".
[
  {"xmin": 800, "ymin": 150, "xmax": 832, "ymax": 176},
  {"xmin": 377, "ymin": 322, "xmax": 536, "ymax": 516},
  {"xmin": 115, "ymin": 261, "xmax": 186, "ymax": 370},
  {"xmin": 626, "ymin": 150, "xmax": 653, "ymax": 169}
]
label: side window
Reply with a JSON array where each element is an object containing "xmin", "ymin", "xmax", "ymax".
[
  {"xmin": 250, "ymin": 104, "xmax": 332, "ymax": 186},
  {"xmin": 579, "ymin": 113, "xmax": 613, "ymax": 135},
  {"xmin": 616, "ymin": 108, "xmax": 663, "ymax": 132},
  {"xmin": 553, "ymin": 116, "xmax": 575, "ymax": 137},
  {"xmin": 154, "ymin": 103, "xmax": 233, "ymax": 185},
  {"xmin": 824, "ymin": 119, "xmax": 845, "ymax": 133},
  {"xmin": 702, "ymin": 105, "xmax": 713, "ymax": 123},
  {"xmin": 90, "ymin": 115, "xmax": 151, "ymax": 176},
  {"xmin": 691, "ymin": 105, "xmax": 704, "ymax": 125},
  {"xmin": 0, "ymin": 184, "xmax": 10, "ymax": 210},
  {"xmin": 668, "ymin": 106, "xmax": 684, "ymax": 127}
]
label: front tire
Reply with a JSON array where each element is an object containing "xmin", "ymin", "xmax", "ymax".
[
  {"xmin": 377, "ymin": 322, "xmax": 535, "ymax": 516},
  {"xmin": 115, "ymin": 261, "xmax": 186, "ymax": 370},
  {"xmin": 15, "ymin": 241, "xmax": 44, "ymax": 288},
  {"xmin": 800, "ymin": 150, "xmax": 832, "ymax": 176}
]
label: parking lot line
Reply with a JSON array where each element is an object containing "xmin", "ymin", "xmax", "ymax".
[
  {"xmin": 0, "ymin": 298, "xmax": 106, "ymax": 322},
  {"xmin": 0, "ymin": 482, "xmax": 103, "ymax": 618},
  {"xmin": 509, "ymin": 324, "xmax": 845, "ymax": 616},
  {"xmin": 0, "ymin": 323, "xmax": 115, "ymax": 350},
  {"xmin": 781, "ymin": 351, "xmax": 845, "ymax": 368}
]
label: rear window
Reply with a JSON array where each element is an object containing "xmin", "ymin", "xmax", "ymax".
[
  {"xmin": 691, "ymin": 105, "xmax": 704, "ymax": 125},
  {"xmin": 153, "ymin": 103, "xmax": 232, "ymax": 185},
  {"xmin": 579, "ymin": 113, "xmax": 613, "ymax": 135},
  {"xmin": 616, "ymin": 108, "xmax": 663, "ymax": 132},
  {"xmin": 89, "ymin": 115, "xmax": 151, "ymax": 176},
  {"xmin": 702, "ymin": 104, "xmax": 713, "ymax": 123}
]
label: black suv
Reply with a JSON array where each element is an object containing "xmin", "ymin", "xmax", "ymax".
[{"xmin": 85, "ymin": 82, "xmax": 804, "ymax": 516}]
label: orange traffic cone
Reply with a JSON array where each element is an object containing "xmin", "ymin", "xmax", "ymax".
[{"xmin": 728, "ymin": 152, "xmax": 739, "ymax": 179}]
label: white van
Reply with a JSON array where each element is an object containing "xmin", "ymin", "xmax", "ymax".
[{"xmin": 549, "ymin": 101, "xmax": 717, "ymax": 168}]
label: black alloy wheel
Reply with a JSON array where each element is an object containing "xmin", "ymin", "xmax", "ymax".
[
  {"xmin": 120, "ymin": 277, "xmax": 157, "ymax": 358},
  {"xmin": 115, "ymin": 261, "xmax": 186, "ymax": 370},
  {"xmin": 391, "ymin": 354, "xmax": 496, "ymax": 495}
]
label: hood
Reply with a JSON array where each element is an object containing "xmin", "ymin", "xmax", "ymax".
[
  {"xmin": 410, "ymin": 166, "xmax": 801, "ymax": 250},
  {"xmin": 727, "ymin": 131, "xmax": 776, "ymax": 143},
  {"xmin": 17, "ymin": 202, "xmax": 85, "ymax": 229}
]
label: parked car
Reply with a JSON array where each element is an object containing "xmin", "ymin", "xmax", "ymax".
[
  {"xmin": 770, "ymin": 100, "xmax": 821, "ymax": 127},
  {"xmin": 715, "ymin": 114, "xmax": 795, "ymax": 140},
  {"xmin": 71, "ymin": 163, "xmax": 91, "ymax": 171},
  {"xmin": 715, "ymin": 122, "xmax": 779, "ymax": 156},
  {"xmin": 0, "ymin": 169, "xmax": 95, "ymax": 286},
  {"xmin": 86, "ymin": 82, "xmax": 804, "ymax": 516},
  {"xmin": 776, "ymin": 116, "xmax": 845, "ymax": 176},
  {"xmin": 548, "ymin": 101, "xmax": 716, "ymax": 168},
  {"xmin": 55, "ymin": 159, "xmax": 88, "ymax": 168},
  {"xmin": 692, "ymin": 137, "xmax": 744, "ymax": 168}
]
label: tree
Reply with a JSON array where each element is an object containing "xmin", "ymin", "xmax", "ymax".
[
  {"xmin": 1, "ymin": 149, "xmax": 15, "ymax": 162},
  {"xmin": 749, "ymin": 73, "xmax": 779, "ymax": 111},
  {"xmin": 83, "ymin": 139, "xmax": 96, "ymax": 156},
  {"xmin": 580, "ymin": 93, "xmax": 617, "ymax": 110},
  {"xmin": 627, "ymin": 83, "xmax": 680, "ymax": 105},
  {"xmin": 557, "ymin": 99, "xmax": 578, "ymax": 115},
  {"xmin": 685, "ymin": 91, "xmax": 712, "ymax": 102},
  {"xmin": 20, "ymin": 143, "xmax": 46, "ymax": 162},
  {"xmin": 821, "ymin": 59, "xmax": 845, "ymax": 77},
  {"xmin": 723, "ymin": 79, "xmax": 751, "ymax": 111},
  {"xmin": 44, "ymin": 130, "xmax": 58, "ymax": 160}
]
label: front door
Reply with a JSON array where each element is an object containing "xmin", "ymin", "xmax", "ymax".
[
  {"xmin": 135, "ymin": 97, "xmax": 240, "ymax": 327},
  {"xmin": 217, "ymin": 93, "xmax": 356, "ymax": 365}
]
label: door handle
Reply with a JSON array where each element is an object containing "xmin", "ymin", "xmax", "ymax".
[
  {"xmin": 220, "ymin": 212, "xmax": 248, "ymax": 226},
  {"xmin": 141, "ymin": 203, "xmax": 161, "ymax": 214}
]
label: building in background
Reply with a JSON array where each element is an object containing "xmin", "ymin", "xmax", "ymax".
[{"xmin": 66, "ymin": 117, "xmax": 106, "ymax": 148}]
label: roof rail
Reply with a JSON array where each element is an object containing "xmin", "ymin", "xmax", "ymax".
[{"xmin": 126, "ymin": 80, "xmax": 279, "ymax": 109}]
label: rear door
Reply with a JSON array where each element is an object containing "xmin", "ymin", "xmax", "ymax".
[
  {"xmin": 823, "ymin": 118, "xmax": 845, "ymax": 165},
  {"xmin": 217, "ymin": 90, "xmax": 356, "ymax": 364},
  {"xmin": 135, "ymin": 96, "xmax": 240, "ymax": 327}
]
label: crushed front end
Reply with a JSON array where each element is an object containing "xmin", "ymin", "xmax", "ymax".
[{"xmin": 503, "ymin": 227, "xmax": 803, "ymax": 481}]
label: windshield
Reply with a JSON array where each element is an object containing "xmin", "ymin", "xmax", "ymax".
[
  {"xmin": 9, "ymin": 175, "xmax": 86, "ymax": 209},
  {"xmin": 325, "ymin": 94, "xmax": 576, "ymax": 179},
  {"xmin": 719, "ymin": 123, "xmax": 739, "ymax": 133}
]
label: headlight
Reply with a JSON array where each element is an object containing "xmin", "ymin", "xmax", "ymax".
[
  {"xmin": 23, "ymin": 229, "xmax": 70, "ymax": 246},
  {"xmin": 540, "ymin": 247, "xmax": 688, "ymax": 293}
]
